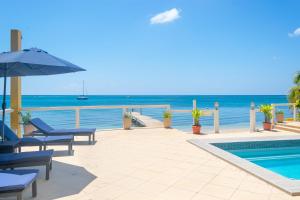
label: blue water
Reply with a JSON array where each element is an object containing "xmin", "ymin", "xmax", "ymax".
[
  {"xmin": 225, "ymin": 141, "xmax": 300, "ymax": 180},
  {"xmin": 3, "ymin": 95, "xmax": 290, "ymax": 132}
]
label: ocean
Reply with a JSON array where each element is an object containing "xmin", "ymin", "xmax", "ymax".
[{"xmin": 5, "ymin": 95, "xmax": 291, "ymax": 133}]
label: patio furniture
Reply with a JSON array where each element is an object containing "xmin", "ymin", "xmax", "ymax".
[
  {"xmin": 0, "ymin": 150, "xmax": 53, "ymax": 180},
  {"xmin": 2, "ymin": 121, "xmax": 74, "ymax": 155},
  {"xmin": 0, "ymin": 169, "xmax": 38, "ymax": 200},
  {"xmin": 30, "ymin": 118, "xmax": 96, "ymax": 144},
  {"xmin": 0, "ymin": 47, "xmax": 85, "ymax": 142},
  {"xmin": 0, "ymin": 140, "xmax": 19, "ymax": 153}
]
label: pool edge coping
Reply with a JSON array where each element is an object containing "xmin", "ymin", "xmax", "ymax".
[{"xmin": 187, "ymin": 135, "xmax": 300, "ymax": 196}]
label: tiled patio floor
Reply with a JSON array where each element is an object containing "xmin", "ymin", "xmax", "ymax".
[{"xmin": 8, "ymin": 128, "xmax": 300, "ymax": 200}]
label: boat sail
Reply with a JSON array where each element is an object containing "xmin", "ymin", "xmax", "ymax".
[{"xmin": 77, "ymin": 81, "xmax": 88, "ymax": 100}]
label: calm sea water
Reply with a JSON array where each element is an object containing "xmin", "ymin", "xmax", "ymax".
[{"xmin": 4, "ymin": 95, "xmax": 290, "ymax": 133}]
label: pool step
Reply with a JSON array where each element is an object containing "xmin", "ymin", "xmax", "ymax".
[{"xmin": 274, "ymin": 124, "xmax": 300, "ymax": 133}]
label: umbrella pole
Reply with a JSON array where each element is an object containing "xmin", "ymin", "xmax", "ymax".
[{"xmin": 1, "ymin": 69, "xmax": 7, "ymax": 142}]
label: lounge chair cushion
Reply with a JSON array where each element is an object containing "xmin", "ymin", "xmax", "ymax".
[
  {"xmin": 0, "ymin": 150, "xmax": 53, "ymax": 165},
  {"xmin": 0, "ymin": 169, "xmax": 38, "ymax": 192},
  {"xmin": 29, "ymin": 118, "xmax": 54, "ymax": 134},
  {"xmin": 1, "ymin": 120, "xmax": 19, "ymax": 141},
  {"xmin": 20, "ymin": 135, "xmax": 73, "ymax": 146},
  {"xmin": 30, "ymin": 118, "xmax": 96, "ymax": 136},
  {"xmin": 1, "ymin": 120, "xmax": 73, "ymax": 146},
  {"xmin": 50, "ymin": 128, "xmax": 96, "ymax": 135}
]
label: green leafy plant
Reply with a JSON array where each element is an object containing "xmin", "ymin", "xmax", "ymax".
[
  {"xmin": 276, "ymin": 110, "xmax": 284, "ymax": 115},
  {"xmin": 192, "ymin": 109, "xmax": 203, "ymax": 126},
  {"xmin": 163, "ymin": 111, "xmax": 172, "ymax": 119},
  {"xmin": 123, "ymin": 112, "xmax": 132, "ymax": 119},
  {"xmin": 259, "ymin": 104, "xmax": 273, "ymax": 123},
  {"xmin": 19, "ymin": 112, "xmax": 31, "ymax": 125},
  {"xmin": 296, "ymin": 99, "xmax": 300, "ymax": 109},
  {"xmin": 288, "ymin": 72, "xmax": 300, "ymax": 105}
]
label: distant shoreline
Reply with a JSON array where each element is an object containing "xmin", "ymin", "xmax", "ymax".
[{"xmin": 5, "ymin": 94, "xmax": 287, "ymax": 96}]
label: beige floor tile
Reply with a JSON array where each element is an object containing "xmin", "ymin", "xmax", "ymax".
[
  {"xmin": 238, "ymin": 178, "xmax": 272, "ymax": 195},
  {"xmin": 192, "ymin": 193, "xmax": 224, "ymax": 200},
  {"xmin": 134, "ymin": 181, "xmax": 170, "ymax": 196},
  {"xmin": 200, "ymin": 184, "xmax": 236, "ymax": 199},
  {"xmin": 115, "ymin": 191, "xmax": 156, "ymax": 200},
  {"xmin": 230, "ymin": 190, "xmax": 269, "ymax": 200},
  {"xmin": 210, "ymin": 175, "xmax": 243, "ymax": 189},
  {"xmin": 114, "ymin": 176, "xmax": 146, "ymax": 190},
  {"xmin": 156, "ymin": 187, "xmax": 197, "ymax": 200}
]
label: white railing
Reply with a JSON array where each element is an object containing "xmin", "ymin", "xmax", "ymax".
[
  {"xmin": 271, "ymin": 103, "xmax": 297, "ymax": 124},
  {"xmin": 0, "ymin": 109, "xmax": 14, "ymax": 114},
  {"xmin": 249, "ymin": 102, "xmax": 297, "ymax": 132},
  {"xmin": 171, "ymin": 100, "xmax": 220, "ymax": 133},
  {"xmin": 20, "ymin": 100, "xmax": 221, "ymax": 133},
  {"xmin": 22, "ymin": 104, "xmax": 170, "ymax": 128}
]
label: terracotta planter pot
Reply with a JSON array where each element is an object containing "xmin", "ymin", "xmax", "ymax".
[
  {"xmin": 23, "ymin": 124, "xmax": 35, "ymax": 136},
  {"xmin": 163, "ymin": 118, "xmax": 171, "ymax": 128},
  {"xmin": 276, "ymin": 113, "xmax": 284, "ymax": 123},
  {"xmin": 123, "ymin": 118, "xmax": 132, "ymax": 130},
  {"xmin": 192, "ymin": 125, "xmax": 201, "ymax": 134},
  {"xmin": 263, "ymin": 122, "xmax": 272, "ymax": 131}
]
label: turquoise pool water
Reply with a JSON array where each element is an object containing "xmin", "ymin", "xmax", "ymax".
[{"xmin": 213, "ymin": 140, "xmax": 300, "ymax": 180}]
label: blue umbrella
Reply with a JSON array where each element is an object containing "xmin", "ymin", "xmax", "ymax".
[{"xmin": 0, "ymin": 48, "xmax": 86, "ymax": 141}]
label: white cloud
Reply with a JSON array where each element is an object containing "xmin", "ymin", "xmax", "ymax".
[
  {"xmin": 288, "ymin": 27, "xmax": 300, "ymax": 37},
  {"xmin": 150, "ymin": 8, "xmax": 180, "ymax": 24}
]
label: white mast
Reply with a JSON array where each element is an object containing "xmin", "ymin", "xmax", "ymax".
[{"xmin": 82, "ymin": 80, "xmax": 85, "ymax": 96}]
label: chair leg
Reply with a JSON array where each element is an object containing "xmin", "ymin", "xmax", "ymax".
[
  {"xmin": 68, "ymin": 143, "xmax": 73, "ymax": 155},
  {"xmin": 18, "ymin": 146, "xmax": 21, "ymax": 153},
  {"xmin": 50, "ymin": 160, "xmax": 53, "ymax": 170},
  {"xmin": 32, "ymin": 180, "xmax": 37, "ymax": 197},
  {"xmin": 17, "ymin": 192, "xmax": 22, "ymax": 200},
  {"xmin": 39, "ymin": 145, "xmax": 42, "ymax": 151},
  {"xmin": 88, "ymin": 135, "xmax": 91, "ymax": 144},
  {"xmin": 43, "ymin": 145, "xmax": 46, "ymax": 151},
  {"xmin": 46, "ymin": 164, "xmax": 50, "ymax": 180},
  {"xmin": 93, "ymin": 133, "xmax": 95, "ymax": 143}
]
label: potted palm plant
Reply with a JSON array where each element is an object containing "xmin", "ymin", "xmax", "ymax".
[
  {"xmin": 192, "ymin": 108, "xmax": 203, "ymax": 134},
  {"xmin": 259, "ymin": 104, "xmax": 273, "ymax": 130},
  {"xmin": 19, "ymin": 112, "xmax": 35, "ymax": 136},
  {"xmin": 275, "ymin": 110, "xmax": 284, "ymax": 123},
  {"xmin": 163, "ymin": 111, "xmax": 172, "ymax": 128},
  {"xmin": 123, "ymin": 112, "xmax": 132, "ymax": 130}
]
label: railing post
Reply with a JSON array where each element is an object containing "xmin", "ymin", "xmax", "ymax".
[
  {"xmin": 75, "ymin": 108, "xmax": 80, "ymax": 128},
  {"xmin": 193, "ymin": 100, "xmax": 197, "ymax": 110},
  {"xmin": 192, "ymin": 100, "xmax": 197, "ymax": 124},
  {"xmin": 271, "ymin": 104, "xmax": 275, "ymax": 125},
  {"xmin": 214, "ymin": 102, "xmax": 219, "ymax": 133},
  {"xmin": 250, "ymin": 102, "xmax": 256, "ymax": 132},
  {"xmin": 293, "ymin": 104, "xmax": 297, "ymax": 121},
  {"xmin": 166, "ymin": 105, "xmax": 171, "ymax": 111}
]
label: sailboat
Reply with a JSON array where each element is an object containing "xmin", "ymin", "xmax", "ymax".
[{"xmin": 77, "ymin": 81, "xmax": 89, "ymax": 100}]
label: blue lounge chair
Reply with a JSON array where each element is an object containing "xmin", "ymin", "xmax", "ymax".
[
  {"xmin": 0, "ymin": 150, "xmax": 53, "ymax": 180},
  {"xmin": 0, "ymin": 169, "xmax": 38, "ymax": 200},
  {"xmin": 2, "ymin": 121, "xmax": 74, "ymax": 155},
  {"xmin": 30, "ymin": 118, "xmax": 96, "ymax": 144}
]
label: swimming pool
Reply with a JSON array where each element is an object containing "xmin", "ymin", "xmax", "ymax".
[
  {"xmin": 213, "ymin": 140, "xmax": 300, "ymax": 180},
  {"xmin": 189, "ymin": 137, "xmax": 300, "ymax": 196}
]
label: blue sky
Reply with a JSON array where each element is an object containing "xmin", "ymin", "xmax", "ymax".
[{"xmin": 0, "ymin": 0, "xmax": 299, "ymax": 95}]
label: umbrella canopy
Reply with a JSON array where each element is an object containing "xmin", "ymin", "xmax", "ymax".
[
  {"xmin": 0, "ymin": 48, "xmax": 85, "ymax": 76},
  {"xmin": 0, "ymin": 48, "xmax": 86, "ymax": 141}
]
